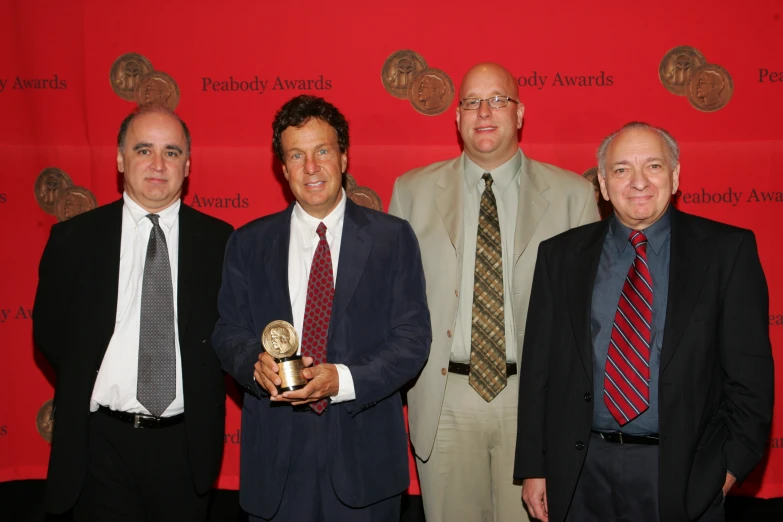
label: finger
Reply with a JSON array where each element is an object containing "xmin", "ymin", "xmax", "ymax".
[
  {"xmin": 283, "ymin": 382, "xmax": 316, "ymax": 401},
  {"xmin": 301, "ymin": 356, "xmax": 314, "ymax": 367},
  {"xmin": 259, "ymin": 352, "xmax": 278, "ymax": 372},
  {"xmin": 254, "ymin": 369, "xmax": 278, "ymax": 397},
  {"xmin": 256, "ymin": 361, "xmax": 281, "ymax": 388},
  {"xmin": 301, "ymin": 365, "xmax": 321, "ymax": 380},
  {"xmin": 524, "ymin": 491, "xmax": 544, "ymax": 522}
]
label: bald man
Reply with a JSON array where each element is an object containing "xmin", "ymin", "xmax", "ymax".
[{"xmin": 390, "ymin": 63, "xmax": 599, "ymax": 521}]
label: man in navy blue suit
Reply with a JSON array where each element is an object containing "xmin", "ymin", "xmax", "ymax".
[{"xmin": 212, "ymin": 95, "xmax": 431, "ymax": 521}]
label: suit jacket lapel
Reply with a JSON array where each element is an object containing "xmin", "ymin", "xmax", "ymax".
[
  {"xmin": 513, "ymin": 155, "xmax": 550, "ymax": 265},
  {"xmin": 566, "ymin": 220, "xmax": 609, "ymax": 383},
  {"xmin": 96, "ymin": 200, "xmax": 124, "ymax": 347},
  {"xmin": 329, "ymin": 200, "xmax": 371, "ymax": 342},
  {"xmin": 177, "ymin": 204, "xmax": 197, "ymax": 339},
  {"xmin": 264, "ymin": 205, "xmax": 294, "ymax": 323},
  {"xmin": 660, "ymin": 209, "xmax": 708, "ymax": 373},
  {"xmin": 435, "ymin": 157, "xmax": 464, "ymax": 257}
]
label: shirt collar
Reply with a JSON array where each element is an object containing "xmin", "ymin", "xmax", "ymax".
[
  {"xmin": 609, "ymin": 205, "xmax": 672, "ymax": 256},
  {"xmin": 292, "ymin": 188, "xmax": 346, "ymax": 243},
  {"xmin": 123, "ymin": 192, "xmax": 180, "ymax": 232},
  {"xmin": 463, "ymin": 149, "xmax": 522, "ymax": 193}
]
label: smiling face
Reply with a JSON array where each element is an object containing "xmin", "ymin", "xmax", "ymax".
[
  {"xmin": 280, "ymin": 117, "xmax": 347, "ymax": 219},
  {"xmin": 456, "ymin": 63, "xmax": 524, "ymax": 171},
  {"xmin": 598, "ymin": 127, "xmax": 679, "ymax": 230},
  {"xmin": 117, "ymin": 111, "xmax": 190, "ymax": 213}
]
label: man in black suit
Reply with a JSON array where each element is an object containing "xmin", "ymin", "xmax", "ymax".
[
  {"xmin": 212, "ymin": 95, "xmax": 431, "ymax": 521},
  {"xmin": 33, "ymin": 105, "xmax": 233, "ymax": 521},
  {"xmin": 515, "ymin": 122, "xmax": 773, "ymax": 522}
]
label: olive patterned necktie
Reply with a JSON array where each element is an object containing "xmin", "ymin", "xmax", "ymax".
[{"xmin": 469, "ymin": 173, "xmax": 507, "ymax": 402}]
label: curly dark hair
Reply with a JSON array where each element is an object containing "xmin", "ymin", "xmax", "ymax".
[{"xmin": 272, "ymin": 95, "xmax": 349, "ymax": 162}]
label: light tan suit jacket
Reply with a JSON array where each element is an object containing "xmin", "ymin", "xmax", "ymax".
[{"xmin": 389, "ymin": 151, "xmax": 600, "ymax": 461}]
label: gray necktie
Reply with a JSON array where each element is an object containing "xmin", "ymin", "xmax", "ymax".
[{"xmin": 137, "ymin": 214, "xmax": 176, "ymax": 418}]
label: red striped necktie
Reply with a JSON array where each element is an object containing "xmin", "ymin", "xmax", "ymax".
[{"xmin": 603, "ymin": 230, "xmax": 652, "ymax": 426}]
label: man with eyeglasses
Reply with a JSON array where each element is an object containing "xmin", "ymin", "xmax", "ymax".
[{"xmin": 390, "ymin": 62, "xmax": 598, "ymax": 522}]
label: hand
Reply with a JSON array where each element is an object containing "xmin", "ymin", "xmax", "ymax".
[
  {"xmin": 521, "ymin": 478, "xmax": 549, "ymax": 522},
  {"xmin": 281, "ymin": 358, "xmax": 340, "ymax": 405},
  {"xmin": 722, "ymin": 471, "xmax": 737, "ymax": 498},
  {"xmin": 253, "ymin": 352, "xmax": 281, "ymax": 397}
]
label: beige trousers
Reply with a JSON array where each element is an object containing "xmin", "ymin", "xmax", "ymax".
[{"xmin": 416, "ymin": 373, "xmax": 529, "ymax": 522}]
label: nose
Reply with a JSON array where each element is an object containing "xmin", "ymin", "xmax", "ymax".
[
  {"xmin": 304, "ymin": 153, "xmax": 319, "ymax": 175},
  {"xmin": 477, "ymin": 98, "xmax": 492, "ymax": 119},
  {"xmin": 149, "ymin": 152, "xmax": 165, "ymax": 172},
  {"xmin": 629, "ymin": 169, "xmax": 649, "ymax": 190}
]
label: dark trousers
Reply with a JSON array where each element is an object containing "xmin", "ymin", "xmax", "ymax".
[
  {"xmin": 565, "ymin": 432, "xmax": 724, "ymax": 522},
  {"xmin": 249, "ymin": 407, "xmax": 401, "ymax": 522},
  {"xmin": 73, "ymin": 410, "xmax": 209, "ymax": 522}
]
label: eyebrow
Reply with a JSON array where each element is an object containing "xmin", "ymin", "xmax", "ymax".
[
  {"xmin": 610, "ymin": 157, "xmax": 666, "ymax": 167},
  {"xmin": 463, "ymin": 90, "xmax": 507, "ymax": 98},
  {"xmin": 287, "ymin": 143, "xmax": 332, "ymax": 154},
  {"xmin": 132, "ymin": 142, "xmax": 183, "ymax": 154}
]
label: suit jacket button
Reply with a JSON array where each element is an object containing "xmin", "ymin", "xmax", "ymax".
[
  {"xmin": 447, "ymin": 330, "xmax": 452, "ymax": 338},
  {"xmin": 441, "ymin": 368, "xmax": 447, "ymax": 376},
  {"xmin": 575, "ymin": 441, "xmax": 585, "ymax": 451},
  {"xmin": 454, "ymin": 290, "xmax": 459, "ymax": 297},
  {"xmin": 584, "ymin": 392, "xmax": 592, "ymax": 402}
]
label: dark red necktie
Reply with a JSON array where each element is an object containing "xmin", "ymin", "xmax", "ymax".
[
  {"xmin": 603, "ymin": 230, "xmax": 652, "ymax": 426},
  {"xmin": 300, "ymin": 222, "xmax": 334, "ymax": 414}
]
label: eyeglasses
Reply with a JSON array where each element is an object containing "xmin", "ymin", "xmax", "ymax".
[{"xmin": 459, "ymin": 96, "xmax": 519, "ymax": 110}]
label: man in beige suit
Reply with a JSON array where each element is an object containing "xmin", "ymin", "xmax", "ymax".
[{"xmin": 389, "ymin": 63, "xmax": 599, "ymax": 522}]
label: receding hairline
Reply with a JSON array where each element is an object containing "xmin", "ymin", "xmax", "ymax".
[
  {"xmin": 458, "ymin": 62, "xmax": 519, "ymax": 100},
  {"xmin": 117, "ymin": 105, "xmax": 191, "ymax": 157},
  {"xmin": 596, "ymin": 122, "xmax": 680, "ymax": 177}
]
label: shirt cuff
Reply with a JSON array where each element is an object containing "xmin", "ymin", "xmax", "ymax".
[{"xmin": 331, "ymin": 364, "xmax": 355, "ymax": 403}]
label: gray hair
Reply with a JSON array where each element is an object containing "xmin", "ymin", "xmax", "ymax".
[{"xmin": 596, "ymin": 121, "xmax": 679, "ymax": 177}]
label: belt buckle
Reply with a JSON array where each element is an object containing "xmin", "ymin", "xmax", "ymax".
[
  {"xmin": 133, "ymin": 414, "xmax": 142, "ymax": 429},
  {"xmin": 618, "ymin": 432, "xmax": 623, "ymax": 444}
]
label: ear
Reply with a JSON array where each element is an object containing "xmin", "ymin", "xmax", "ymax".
[
  {"xmin": 671, "ymin": 163, "xmax": 681, "ymax": 194},
  {"xmin": 455, "ymin": 106, "xmax": 461, "ymax": 130},
  {"xmin": 116, "ymin": 148, "xmax": 125, "ymax": 173},
  {"xmin": 597, "ymin": 171, "xmax": 611, "ymax": 202},
  {"xmin": 282, "ymin": 163, "xmax": 290, "ymax": 181},
  {"xmin": 184, "ymin": 157, "xmax": 190, "ymax": 178},
  {"xmin": 516, "ymin": 103, "xmax": 525, "ymax": 129},
  {"xmin": 340, "ymin": 152, "xmax": 348, "ymax": 173}
]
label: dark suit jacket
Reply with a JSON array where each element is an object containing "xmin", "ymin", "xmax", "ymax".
[
  {"xmin": 514, "ymin": 208, "xmax": 773, "ymax": 522},
  {"xmin": 33, "ymin": 199, "xmax": 233, "ymax": 513},
  {"xmin": 212, "ymin": 200, "xmax": 431, "ymax": 519}
]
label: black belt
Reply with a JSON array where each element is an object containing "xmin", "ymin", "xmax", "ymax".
[
  {"xmin": 592, "ymin": 430, "xmax": 659, "ymax": 445},
  {"xmin": 97, "ymin": 406, "xmax": 184, "ymax": 429},
  {"xmin": 448, "ymin": 361, "xmax": 517, "ymax": 377}
]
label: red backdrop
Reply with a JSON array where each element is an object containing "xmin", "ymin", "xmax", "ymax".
[{"xmin": 1, "ymin": 0, "xmax": 781, "ymax": 499}]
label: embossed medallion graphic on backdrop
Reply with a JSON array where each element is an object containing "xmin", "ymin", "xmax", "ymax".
[
  {"xmin": 110, "ymin": 52, "xmax": 180, "ymax": 110},
  {"xmin": 344, "ymin": 173, "xmax": 383, "ymax": 211},
  {"xmin": 659, "ymin": 46, "xmax": 734, "ymax": 112},
  {"xmin": 34, "ymin": 167, "xmax": 97, "ymax": 222},
  {"xmin": 110, "ymin": 53, "xmax": 154, "ymax": 102},
  {"xmin": 381, "ymin": 50, "xmax": 454, "ymax": 116},
  {"xmin": 34, "ymin": 167, "xmax": 73, "ymax": 215},
  {"xmin": 36, "ymin": 399, "xmax": 54, "ymax": 443}
]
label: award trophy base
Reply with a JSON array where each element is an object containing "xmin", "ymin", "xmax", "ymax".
[{"xmin": 276, "ymin": 355, "xmax": 306, "ymax": 393}]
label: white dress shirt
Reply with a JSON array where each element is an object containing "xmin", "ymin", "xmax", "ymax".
[
  {"xmin": 288, "ymin": 190, "xmax": 355, "ymax": 402},
  {"xmin": 90, "ymin": 193, "xmax": 184, "ymax": 416},
  {"xmin": 451, "ymin": 151, "xmax": 521, "ymax": 363}
]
